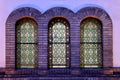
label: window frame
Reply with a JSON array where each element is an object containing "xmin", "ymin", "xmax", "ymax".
[
  {"xmin": 80, "ymin": 17, "xmax": 103, "ymax": 68},
  {"xmin": 48, "ymin": 17, "xmax": 70, "ymax": 68},
  {"xmin": 15, "ymin": 18, "xmax": 38, "ymax": 69}
]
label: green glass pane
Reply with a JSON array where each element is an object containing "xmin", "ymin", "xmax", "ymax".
[
  {"xmin": 17, "ymin": 20, "xmax": 37, "ymax": 43},
  {"xmin": 80, "ymin": 18, "xmax": 102, "ymax": 67},
  {"xmin": 52, "ymin": 22, "xmax": 66, "ymax": 43},
  {"xmin": 49, "ymin": 19, "xmax": 70, "ymax": 68},
  {"xmin": 48, "ymin": 18, "xmax": 70, "ymax": 68},
  {"xmin": 80, "ymin": 19, "xmax": 102, "ymax": 42},
  {"xmin": 16, "ymin": 19, "xmax": 38, "ymax": 68},
  {"xmin": 52, "ymin": 44, "xmax": 66, "ymax": 65},
  {"xmin": 17, "ymin": 44, "xmax": 37, "ymax": 68},
  {"xmin": 80, "ymin": 44, "xmax": 102, "ymax": 66}
]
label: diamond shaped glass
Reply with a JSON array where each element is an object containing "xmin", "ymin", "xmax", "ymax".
[
  {"xmin": 80, "ymin": 18, "xmax": 102, "ymax": 68},
  {"xmin": 16, "ymin": 18, "xmax": 38, "ymax": 68},
  {"xmin": 49, "ymin": 18, "xmax": 70, "ymax": 68}
]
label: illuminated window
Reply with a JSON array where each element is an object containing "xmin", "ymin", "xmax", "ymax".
[
  {"xmin": 48, "ymin": 18, "xmax": 70, "ymax": 68},
  {"xmin": 16, "ymin": 18, "xmax": 38, "ymax": 68},
  {"xmin": 80, "ymin": 18, "xmax": 102, "ymax": 68}
]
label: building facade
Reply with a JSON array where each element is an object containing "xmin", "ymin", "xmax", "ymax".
[{"xmin": 1, "ymin": 0, "xmax": 120, "ymax": 79}]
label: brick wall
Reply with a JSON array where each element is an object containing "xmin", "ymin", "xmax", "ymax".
[{"xmin": 5, "ymin": 7, "xmax": 114, "ymax": 79}]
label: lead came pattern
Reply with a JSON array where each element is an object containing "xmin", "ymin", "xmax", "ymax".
[
  {"xmin": 17, "ymin": 44, "xmax": 37, "ymax": 68},
  {"xmin": 53, "ymin": 23, "xmax": 66, "ymax": 43},
  {"xmin": 80, "ymin": 19, "xmax": 101, "ymax": 42},
  {"xmin": 16, "ymin": 19, "xmax": 38, "ymax": 68},
  {"xmin": 49, "ymin": 18, "xmax": 70, "ymax": 68},
  {"xmin": 80, "ymin": 18, "xmax": 102, "ymax": 67},
  {"xmin": 17, "ymin": 21, "xmax": 37, "ymax": 43},
  {"xmin": 52, "ymin": 44, "xmax": 66, "ymax": 64},
  {"xmin": 52, "ymin": 23, "xmax": 66, "ymax": 65},
  {"xmin": 80, "ymin": 44, "xmax": 102, "ymax": 66}
]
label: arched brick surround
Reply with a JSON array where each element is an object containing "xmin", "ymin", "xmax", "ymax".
[
  {"xmin": 76, "ymin": 7, "xmax": 113, "ymax": 68},
  {"xmin": 6, "ymin": 7, "xmax": 41, "ymax": 74},
  {"xmin": 6, "ymin": 6, "xmax": 113, "ymax": 76},
  {"xmin": 39, "ymin": 7, "xmax": 75, "ymax": 69}
]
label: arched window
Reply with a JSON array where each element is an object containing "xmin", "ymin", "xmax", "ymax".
[
  {"xmin": 16, "ymin": 18, "xmax": 38, "ymax": 68},
  {"xmin": 80, "ymin": 18, "xmax": 102, "ymax": 68},
  {"xmin": 48, "ymin": 18, "xmax": 70, "ymax": 68}
]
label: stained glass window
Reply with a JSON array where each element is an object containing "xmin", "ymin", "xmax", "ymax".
[
  {"xmin": 80, "ymin": 18, "xmax": 102, "ymax": 68},
  {"xmin": 48, "ymin": 18, "xmax": 70, "ymax": 68},
  {"xmin": 16, "ymin": 18, "xmax": 38, "ymax": 68}
]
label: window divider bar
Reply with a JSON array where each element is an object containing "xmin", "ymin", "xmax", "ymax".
[
  {"xmin": 80, "ymin": 42, "xmax": 102, "ymax": 44},
  {"xmin": 16, "ymin": 43, "xmax": 38, "ymax": 44}
]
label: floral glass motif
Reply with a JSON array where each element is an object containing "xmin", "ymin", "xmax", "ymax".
[
  {"xmin": 49, "ymin": 18, "xmax": 70, "ymax": 68},
  {"xmin": 80, "ymin": 18, "xmax": 102, "ymax": 68},
  {"xmin": 16, "ymin": 18, "xmax": 38, "ymax": 68}
]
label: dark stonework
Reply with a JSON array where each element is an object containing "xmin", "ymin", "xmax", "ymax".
[{"xmin": 4, "ymin": 6, "xmax": 118, "ymax": 79}]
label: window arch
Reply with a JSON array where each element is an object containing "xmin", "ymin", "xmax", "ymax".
[
  {"xmin": 16, "ymin": 18, "xmax": 38, "ymax": 68},
  {"xmin": 80, "ymin": 18, "xmax": 102, "ymax": 68},
  {"xmin": 48, "ymin": 17, "xmax": 70, "ymax": 68}
]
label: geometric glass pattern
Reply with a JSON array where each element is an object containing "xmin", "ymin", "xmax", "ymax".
[
  {"xmin": 48, "ymin": 18, "xmax": 70, "ymax": 68},
  {"xmin": 80, "ymin": 18, "xmax": 102, "ymax": 68},
  {"xmin": 16, "ymin": 18, "xmax": 38, "ymax": 68}
]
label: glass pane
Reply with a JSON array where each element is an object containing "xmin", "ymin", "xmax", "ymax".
[
  {"xmin": 80, "ymin": 44, "xmax": 102, "ymax": 67},
  {"xmin": 52, "ymin": 22, "xmax": 66, "ymax": 43},
  {"xmin": 80, "ymin": 18, "xmax": 102, "ymax": 67},
  {"xmin": 49, "ymin": 18, "xmax": 70, "ymax": 68},
  {"xmin": 52, "ymin": 44, "xmax": 66, "ymax": 65},
  {"xmin": 16, "ymin": 19, "xmax": 38, "ymax": 68},
  {"xmin": 80, "ymin": 19, "xmax": 101, "ymax": 42},
  {"xmin": 17, "ymin": 20, "xmax": 37, "ymax": 43},
  {"xmin": 17, "ymin": 44, "xmax": 37, "ymax": 68}
]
